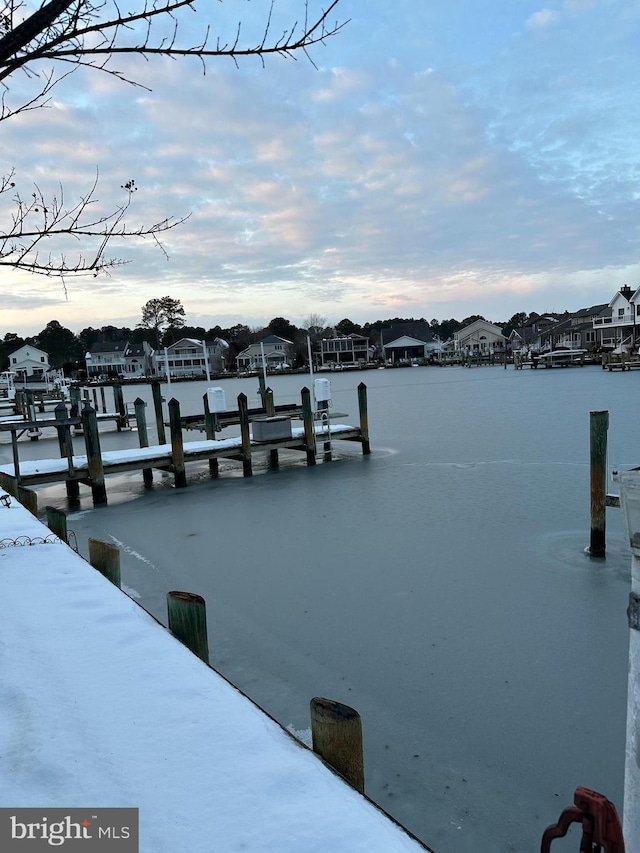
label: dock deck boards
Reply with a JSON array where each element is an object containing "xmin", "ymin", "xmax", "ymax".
[{"xmin": 0, "ymin": 424, "xmax": 362, "ymax": 487}]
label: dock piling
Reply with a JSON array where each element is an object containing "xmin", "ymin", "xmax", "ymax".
[
  {"xmin": 55, "ymin": 402, "xmax": 80, "ymax": 502},
  {"xmin": 588, "ymin": 410, "xmax": 609, "ymax": 557},
  {"xmin": 46, "ymin": 506, "xmax": 68, "ymax": 544},
  {"xmin": 301, "ymin": 387, "xmax": 316, "ymax": 466},
  {"xmin": 82, "ymin": 403, "xmax": 107, "ymax": 506},
  {"xmin": 358, "ymin": 383, "xmax": 371, "ymax": 455},
  {"xmin": 237, "ymin": 393, "xmax": 253, "ymax": 477},
  {"xmin": 168, "ymin": 398, "xmax": 187, "ymax": 488},
  {"xmin": 88, "ymin": 537, "xmax": 121, "ymax": 587},
  {"xmin": 265, "ymin": 388, "xmax": 279, "ymax": 468},
  {"xmin": 310, "ymin": 697, "xmax": 365, "ymax": 794},
  {"xmin": 151, "ymin": 381, "xmax": 166, "ymax": 444},
  {"xmin": 134, "ymin": 397, "xmax": 153, "ymax": 487},
  {"xmin": 167, "ymin": 591, "xmax": 209, "ymax": 664}
]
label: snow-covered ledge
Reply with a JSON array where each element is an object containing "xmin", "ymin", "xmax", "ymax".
[{"xmin": 0, "ymin": 494, "xmax": 430, "ymax": 853}]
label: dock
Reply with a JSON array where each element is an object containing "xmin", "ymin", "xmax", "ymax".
[
  {"xmin": 0, "ymin": 491, "xmax": 431, "ymax": 853},
  {"xmin": 0, "ymin": 383, "xmax": 371, "ymax": 506}
]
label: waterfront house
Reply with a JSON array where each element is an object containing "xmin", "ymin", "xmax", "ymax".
[
  {"xmin": 592, "ymin": 285, "xmax": 640, "ymax": 352},
  {"xmin": 86, "ymin": 340, "xmax": 130, "ymax": 380},
  {"xmin": 7, "ymin": 344, "xmax": 50, "ymax": 380},
  {"xmin": 155, "ymin": 338, "xmax": 227, "ymax": 378},
  {"xmin": 550, "ymin": 304, "xmax": 608, "ymax": 351},
  {"xmin": 320, "ymin": 333, "xmax": 371, "ymax": 368},
  {"xmin": 380, "ymin": 322, "xmax": 440, "ymax": 363},
  {"xmin": 123, "ymin": 341, "xmax": 155, "ymax": 378},
  {"xmin": 236, "ymin": 335, "xmax": 294, "ymax": 371},
  {"xmin": 452, "ymin": 319, "xmax": 506, "ymax": 354}
]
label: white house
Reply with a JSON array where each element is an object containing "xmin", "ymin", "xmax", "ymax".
[
  {"xmin": 7, "ymin": 344, "xmax": 50, "ymax": 379},
  {"xmin": 380, "ymin": 323, "xmax": 440, "ymax": 362},
  {"xmin": 452, "ymin": 319, "xmax": 506, "ymax": 353},
  {"xmin": 154, "ymin": 338, "xmax": 227, "ymax": 378},
  {"xmin": 592, "ymin": 285, "xmax": 640, "ymax": 352},
  {"xmin": 86, "ymin": 341, "xmax": 129, "ymax": 379},
  {"xmin": 236, "ymin": 335, "xmax": 293, "ymax": 371}
]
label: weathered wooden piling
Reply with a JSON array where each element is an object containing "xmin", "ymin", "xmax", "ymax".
[
  {"xmin": 100, "ymin": 386, "xmax": 107, "ymax": 414},
  {"xmin": 46, "ymin": 506, "xmax": 68, "ymax": 543},
  {"xmin": 55, "ymin": 402, "xmax": 80, "ymax": 502},
  {"xmin": 237, "ymin": 393, "xmax": 253, "ymax": 477},
  {"xmin": 167, "ymin": 591, "xmax": 209, "ymax": 664},
  {"xmin": 134, "ymin": 397, "xmax": 153, "ymax": 487},
  {"xmin": 88, "ymin": 537, "xmax": 121, "ymax": 587},
  {"xmin": 310, "ymin": 697, "xmax": 365, "ymax": 794},
  {"xmin": 81, "ymin": 403, "xmax": 107, "ymax": 505},
  {"xmin": 168, "ymin": 398, "xmax": 187, "ymax": 488},
  {"xmin": 589, "ymin": 410, "xmax": 609, "ymax": 557},
  {"xmin": 358, "ymin": 382, "xmax": 371, "ymax": 455},
  {"xmin": 265, "ymin": 387, "xmax": 279, "ymax": 467},
  {"xmin": 151, "ymin": 381, "xmax": 166, "ymax": 444},
  {"xmin": 301, "ymin": 387, "xmax": 316, "ymax": 466},
  {"xmin": 113, "ymin": 383, "xmax": 126, "ymax": 430},
  {"xmin": 202, "ymin": 393, "xmax": 219, "ymax": 479},
  {"xmin": 92, "ymin": 388, "xmax": 99, "ymax": 409},
  {"xmin": 18, "ymin": 486, "xmax": 38, "ymax": 516}
]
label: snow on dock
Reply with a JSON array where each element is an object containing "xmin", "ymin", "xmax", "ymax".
[{"xmin": 0, "ymin": 494, "xmax": 431, "ymax": 852}]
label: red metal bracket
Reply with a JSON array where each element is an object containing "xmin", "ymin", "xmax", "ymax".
[{"xmin": 540, "ymin": 786, "xmax": 625, "ymax": 852}]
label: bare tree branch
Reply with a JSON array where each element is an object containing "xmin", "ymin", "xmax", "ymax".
[{"xmin": 0, "ymin": 1, "xmax": 347, "ymax": 280}]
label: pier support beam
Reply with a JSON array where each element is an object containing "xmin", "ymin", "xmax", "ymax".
[
  {"xmin": 55, "ymin": 402, "xmax": 79, "ymax": 503},
  {"xmin": 134, "ymin": 397, "xmax": 153, "ymax": 487},
  {"xmin": 203, "ymin": 392, "xmax": 220, "ymax": 479},
  {"xmin": 310, "ymin": 697, "xmax": 365, "ymax": 794},
  {"xmin": 167, "ymin": 591, "xmax": 209, "ymax": 665},
  {"xmin": 88, "ymin": 538, "xmax": 121, "ymax": 588},
  {"xmin": 301, "ymin": 387, "xmax": 316, "ymax": 466},
  {"xmin": 238, "ymin": 393, "xmax": 253, "ymax": 477},
  {"xmin": 82, "ymin": 403, "xmax": 107, "ymax": 506},
  {"xmin": 168, "ymin": 398, "xmax": 187, "ymax": 488},
  {"xmin": 588, "ymin": 410, "xmax": 609, "ymax": 557},
  {"xmin": 358, "ymin": 382, "xmax": 371, "ymax": 455},
  {"xmin": 265, "ymin": 387, "xmax": 279, "ymax": 468},
  {"xmin": 151, "ymin": 381, "xmax": 166, "ymax": 445}
]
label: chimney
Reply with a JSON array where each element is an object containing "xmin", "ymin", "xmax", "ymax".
[{"xmin": 620, "ymin": 284, "xmax": 633, "ymax": 300}]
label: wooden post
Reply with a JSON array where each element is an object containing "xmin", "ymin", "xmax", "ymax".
[
  {"xmin": 92, "ymin": 388, "xmax": 99, "ymax": 409},
  {"xmin": 10, "ymin": 428, "xmax": 21, "ymax": 486},
  {"xmin": 310, "ymin": 697, "xmax": 365, "ymax": 794},
  {"xmin": 81, "ymin": 403, "xmax": 107, "ymax": 505},
  {"xmin": 46, "ymin": 505, "xmax": 68, "ymax": 544},
  {"xmin": 113, "ymin": 383, "xmax": 126, "ymax": 430},
  {"xmin": 134, "ymin": 397, "xmax": 153, "ymax": 487},
  {"xmin": 301, "ymin": 387, "xmax": 316, "ymax": 466},
  {"xmin": 151, "ymin": 380, "xmax": 166, "ymax": 444},
  {"xmin": 100, "ymin": 386, "xmax": 107, "ymax": 413},
  {"xmin": 18, "ymin": 486, "xmax": 38, "ymax": 516},
  {"xmin": 237, "ymin": 393, "xmax": 253, "ymax": 477},
  {"xmin": 168, "ymin": 397, "xmax": 187, "ymax": 488},
  {"xmin": 167, "ymin": 591, "xmax": 209, "ymax": 664},
  {"xmin": 358, "ymin": 382, "xmax": 371, "ymax": 455},
  {"xmin": 88, "ymin": 537, "xmax": 121, "ymax": 587},
  {"xmin": 265, "ymin": 387, "xmax": 279, "ymax": 468},
  {"xmin": 55, "ymin": 402, "xmax": 80, "ymax": 502},
  {"xmin": 589, "ymin": 410, "xmax": 609, "ymax": 557},
  {"xmin": 202, "ymin": 392, "xmax": 219, "ymax": 479}
]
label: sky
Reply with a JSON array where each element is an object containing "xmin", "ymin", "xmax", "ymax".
[
  {"xmin": 0, "ymin": 491, "xmax": 429, "ymax": 852},
  {"xmin": 2, "ymin": 0, "xmax": 640, "ymax": 337}
]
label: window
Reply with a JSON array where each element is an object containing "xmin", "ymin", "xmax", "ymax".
[
  {"xmin": 619, "ymin": 308, "xmax": 625, "ymax": 318},
  {"xmin": 40, "ymin": 356, "xmax": 45, "ymax": 362}
]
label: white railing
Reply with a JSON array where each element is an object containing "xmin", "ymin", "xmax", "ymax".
[{"xmin": 593, "ymin": 316, "xmax": 636, "ymax": 327}]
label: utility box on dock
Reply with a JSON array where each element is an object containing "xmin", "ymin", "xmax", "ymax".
[
  {"xmin": 314, "ymin": 378, "xmax": 331, "ymax": 402},
  {"xmin": 252, "ymin": 416, "xmax": 292, "ymax": 443},
  {"xmin": 207, "ymin": 387, "xmax": 226, "ymax": 413}
]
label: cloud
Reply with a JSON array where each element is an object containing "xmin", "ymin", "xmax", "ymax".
[{"xmin": 526, "ymin": 9, "xmax": 561, "ymax": 29}]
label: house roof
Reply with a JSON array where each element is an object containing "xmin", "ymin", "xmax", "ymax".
[
  {"xmin": 258, "ymin": 334, "xmax": 294, "ymax": 345},
  {"xmin": 90, "ymin": 340, "xmax": 129, "ymax": 354},
  {"xmin": 8, "ymin": 343, "xmax": 48, "ymax": 359},
  {"xmin": 381, "ymin": 323, "xmax": 434, "ymax": 345}
]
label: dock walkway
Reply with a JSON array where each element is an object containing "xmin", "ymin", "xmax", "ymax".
[
  {"xmin": 0, "ymin": 492, "xmax": 430, "ymax": 853},
  {"xmin": 0, "ymin": 424, "xmax": 362, "ymax": 489}
]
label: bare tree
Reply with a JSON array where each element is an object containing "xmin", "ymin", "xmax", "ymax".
[{"xmin": 0, "ymin": 1, "xmax": 346, "ymax": 279}]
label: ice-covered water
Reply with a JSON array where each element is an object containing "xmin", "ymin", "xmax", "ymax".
[{"xmin": 11, "ymin": 365, "xmax": 635, "ymax": 852}]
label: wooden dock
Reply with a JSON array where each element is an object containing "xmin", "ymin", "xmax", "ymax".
[{"xmin": 0, "ymin": 384, "xmax": 371, "ymax": 507}]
